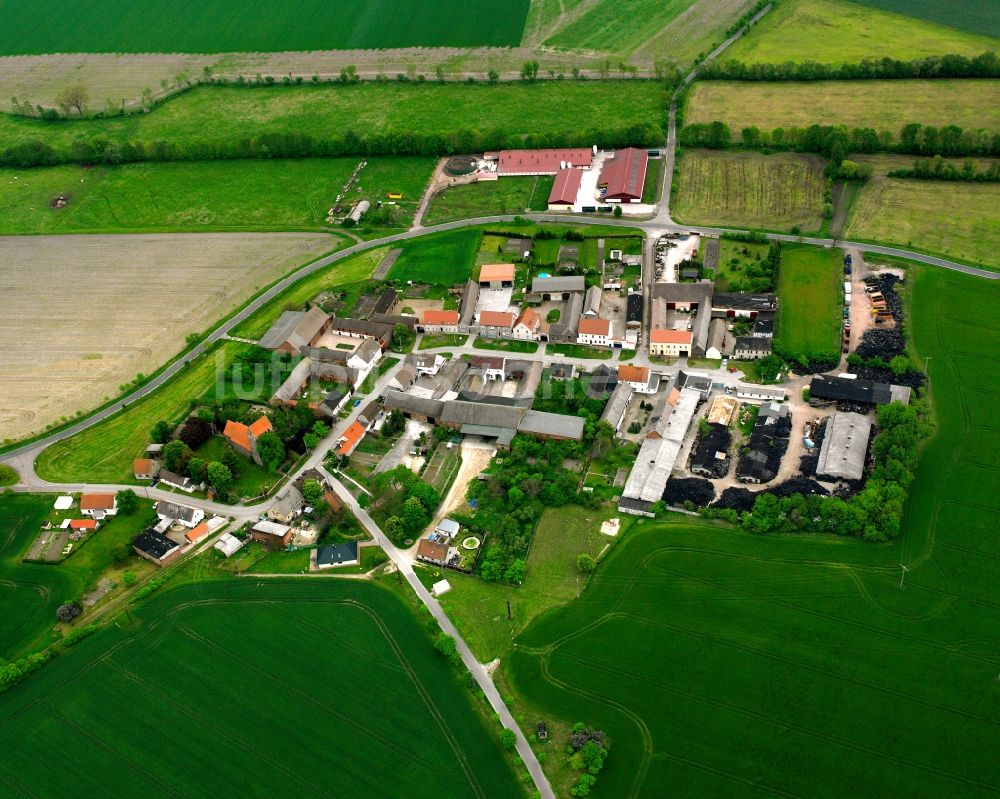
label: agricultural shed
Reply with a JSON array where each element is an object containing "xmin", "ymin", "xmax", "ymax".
[
  {"xmin": 532, "ymin": 275, "xmax": 585, "ymax": 297},
  {"xmin": 584, "ymin": 285, "xmax": 603, "ymax": 317},
  {"xmin": 132, "ymin": 529, "xmax": 181, "ymax": 566},
  {"xmin": 600, "ymin": 147, "xmax": 648, "ymax": 202},
  {"xmin": 816, "ymin": 412, "xmax": 871, "ymax": 482},
  {"xmin": 259, "ymin": 307, "xmax": 331, "ymax": 354},
  {"xmin": 518, "ymin": 410, "xmax": 585, "ymax": 441},
  {"xmin": 496, "ymin": 148, "xmax": 593, "ymax": 176},
  {"xmin": 548, "ymin": 169, "xmax": 584, "ymax": 209},
  {"xmin": 809, "ymin": 376, "xmax": 899, "ymax": 407},
  {"xmin": 213, "ymin": 533, "xmax": 245, "ymax": 558},
  {"xmin": 600, "ymin": 382, "xmax": 634, "ymax": 431}
]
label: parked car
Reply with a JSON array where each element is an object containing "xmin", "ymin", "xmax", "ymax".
[{"xmin": 353, "ymin": 399, "xmax": 361, "ymax": 407}]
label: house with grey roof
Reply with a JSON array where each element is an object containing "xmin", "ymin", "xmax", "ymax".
[{"xmin": 532, "ymin": 275, "xmax": 586, "ymax": 299}]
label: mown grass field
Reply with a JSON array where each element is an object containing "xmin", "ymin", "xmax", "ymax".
[
  {"xmin": 0, "ymin": 158, "xmax": 434, "ymax": 234},
  {"xmin": 726, "ymin": 0, "xmax": 999, "ymax": 65},
  {"xmin": 424, "ymin": 176, "xmax": 553, "ymax": 226},
  {"xmin": 543, "ymin": 0, "xmax": 699, "ymax": 53},
  {"xmin": 774, "ymin": 244, "xmax": 842, "ymax": 360},
  {"xmin": 686, "ymin": 79, "xmax": 1000, "ymax": 135},
  {"xmin": 389, "ymin": 229, "xmax": 481, "ymax": 285},
  {"xmin": 0, "ymin": 0, "xmax": 529, "ymax": 55},
  {"xmin": 851, "ymin": 0, "xmax": 1000, "ymax": 38},
  {"xmin": 672, "ymin": 149, "xmax": 826, "ymax": 231},
  {"xmin": 844, "ymin": 156, "xmax": 1000, "ymax": 269},
  {"xmin": 506, "ymin": 268, "xmax": 1000, "ymax": 795},
  {"xmin": 0, "ymin": 82, "xmax": 666, "ymax": 154},
  {"xmin": 0, "ymin": 578, "xmax": 524, "ymax": 797}
]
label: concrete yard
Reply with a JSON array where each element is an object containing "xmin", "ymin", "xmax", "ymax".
[{"xmin": 0, "ymin": 232, "xmax": 335, "ymax": 443}]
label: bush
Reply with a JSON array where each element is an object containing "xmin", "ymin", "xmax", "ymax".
[
  {"xmin": 499, "ymin": 728, "xmax": 517, "ymax": 751},
  {"xmin": 63, "ymin": 623, "xmax": 99, "ymax": 647}
]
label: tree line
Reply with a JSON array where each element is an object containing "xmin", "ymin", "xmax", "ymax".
[
  {"xmin": 887, "ymin": 154, "xmax": 1000, "ymax": 182},
  {"xmin": 0, "ymin": 121, "xmax": 663, "ymax": 169},
  {"xmin": 680, "ymin": 120, "xmax": 1000, "ymax": 158},
  {"xmin": 699, "ymin": 51, "xmax": 1000, "ymax": 81}
]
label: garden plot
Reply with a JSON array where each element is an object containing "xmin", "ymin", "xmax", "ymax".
[{"xmin": 0, "ymin": 232, "xmax": 333, "ymax": 443}]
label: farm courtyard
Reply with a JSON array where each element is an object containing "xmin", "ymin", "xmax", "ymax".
[{"xmin": 0, "ymin": 232, "xmax": 336, "ymax": 443}]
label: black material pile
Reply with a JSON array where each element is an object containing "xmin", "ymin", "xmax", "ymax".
[
  {"xmin": 711, "ymin": 487, "xmax": 757, "ymax": 512},
  {"xmin": 799, "ymin": 417, "xmax": 827, "ymax": 476},
  {"xmin": 689, "ymin": 423, "xmax": 732, "ymax": 478},
  {"xmin": 765, "ymin": 478, "xmax": 830, "ymax": 498},
  {"xmin": 849, "ymin": 363, "xmax": 925, "ymax": 390},
  {"xmin": 663, "ymin": 477, "xmax": 716, "ymax": 508},
  {"xmin": 855, "ymin": 328, "xmax": 905, "ymax": 360}
]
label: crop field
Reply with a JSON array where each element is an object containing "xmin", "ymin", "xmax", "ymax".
[
  {"xmin": 844, "ymin": 156, "xmax": 1000, "ymax": 269},
  {"xmin": 507, "ymin": 266, "xmax": 1000, "ymax": 796},
  {"xmin": 725, "ymin": 0, "xmax": 999, "ymax": 65},
  {"xmin": 0, "ymin": 233, "xmax": 336, "ymax": 444},
  {"xmin": 672, "ymin": 150, "xmax": 826, "ymax": 231},
  {"xmin": 424, "ymin": 177, "xmax": 553, "ymax": 226},
  {"xmin": 0, "ymin": 82, "xmax": 667, "ymax": 155},
  {"xmin": 0, "ymin": 158, "xmax": 434, "ymax": 235},
  {"xmin": 686, "ymin": 80, "xmax": 1000, "ymax": 135},
  {"xmin": 0, "ymin": 0, "xmax": 529, "ymax": 55},
  {"xmin": 773, "ymin": 244, "xmax": 842, "ymax": 361},
  {"xmin": 0, "ymin": 579, "xmax": 523, "ymax": 798},
  {"xmin": 851, "ymin": 0, "xmax": 1000, "ymax": 38},
  {"xmin": 389, "ymin": 230, "xmax": 482, "ymax": 285}
]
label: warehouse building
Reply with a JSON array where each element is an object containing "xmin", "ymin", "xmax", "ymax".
[
  {"xmin": 493, "ymin": 148, "xmax": 593, "ymax": 176},
  {"xmin": 809, "ymin": 375, "xmax": 911, "ymax": 407},
  {"xmin": 816, "ymin": 412, "xmax": 872, "ymax": 482},
  {"xmin": 548, "ymin": 168, "xmax": 584, "ymax": 211},
  {"xmin": 599, "ymin": 147, "xmax": 649, "ymax": 203}
]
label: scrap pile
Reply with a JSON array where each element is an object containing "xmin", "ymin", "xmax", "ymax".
[
  {"xmin": 663, "ymin": 477, "xmax": 716, "ymax": 508},
  {"xmin": 711, "ymin": 487, "xmax": 756, "ymax": 512}
]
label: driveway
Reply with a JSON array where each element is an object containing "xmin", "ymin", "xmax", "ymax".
[{"xmin": 375, "ymin": 419, "xmax": 430, "ymax": 474}]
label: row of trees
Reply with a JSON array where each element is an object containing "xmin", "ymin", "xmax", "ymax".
[
  {"xmin": 0, "ymin": 120, "xmax": 664, "ymax": 169},
  {"xmin": 888, "ymin": 155, "xmax": 1000, "ymax": 182},
  {"xmin": 680, "ymin": 120, "xmax": 1000, "ymax": 158},
  {"xmin": 699, "ymin": 51, "xmax": 1000, "ymax": 82}
]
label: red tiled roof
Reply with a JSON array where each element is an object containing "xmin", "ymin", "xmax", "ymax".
[
  {"xmin": 548, "ymin": 168, "xmax": 584, "ymax": 205},
  {"xmin": 650, "ymin": 329, "xmax": 692, "ymax": 344},
  {"xmin": 422, "ymin": 310, "xmax": 460, "ymax": 326},
  {"xmin": 618, "ymin": 364, "xmax": 649, "ymax": 383},
  {"xmin": 70, "ymin": 519, "xmax": 98, "ymax": 530},
  {"xmin": 578, "ymin": 317, "xmax": 610, "ymax": 336},
  {"xmin": 223, "ymin": 420, "xmax": 251, "ymax": 452},
  {"xmin": 185, "ymin": 522, "xmax": 210, "ymax": 543},
  {"xmin": 515, "ymin": 308, "xmax": 540, "ymax": 330},
  {"xmin": 249, "ymin": 416, "xmax": 272, "ymax": 438},
  {"xmin": 80, "ymin": 493, "xmax": 115, "ymax": 511},
  {"xmin": 497, "ymin": 148, "xmax": 592, "ymax": 175},
  {"xmin": 133, "ymin": 458, "xmax": 154, "ymax": 474},
  {"xmin": 479, "ymin": 263, "xmax": 515, "ymax": 282},
  {"xmin": 478, "ymin": 311, "xmax": 515, "ymax": 328},
  {"xmin": 600, "ymin": 148, "xmax": 649, "ymax": 201},
  {"xmin": 417, "ymin": 538, "xmax": 449, "ymax": 561},
  {"xmin": 338, "ymin": 421, "xmax": 366, "ymax": 456}
]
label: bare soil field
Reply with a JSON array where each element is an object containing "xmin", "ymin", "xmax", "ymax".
[{"xmin": 0, "ymin": 232, "xmax": 335, "ymax": 443}]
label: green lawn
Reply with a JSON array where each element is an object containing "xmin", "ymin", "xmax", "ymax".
[
  {"xmin": 424, "ymin": 176, "xmax": 554, "ymax": 225},
  {"xmin": 0, "ymin": 464, "xmax": 18, "ymax": 486},
  {"xmin": 0, "ymin": 494, "xmax": 156, "ymax": 660},
  {"xmin": 473, "ymin": 338, "xmax": 539, "ymax": 354},
  {"xmin": 0, "ymin": 158, "xmax": 433, "ymax": 234},
  {"xmin": 0, "ymin": 82, "xmax": 667, "ymax": 158},
  {"xmin": 714, "ymin": 239, "xmax": 773, "ymax": 291},
  {"xmin": 0, "ymin": 0, "xmax": 529, "ymax": 54},
  {"xmin": 195, "ymin": 437, "xmax": 278, "ymax": 500},
  {"xmin": 773, "ymin": 244, "xmax": 842, "ymax": 362},
  {"xmin": 390, "ymin": 230, "xmax": 482, "ymax": 285},
  {"xmin": 232, "ymin": 247, "xmax": 390, "ymax": 340},
  {"xmin": 545, "ymin": 343, "xmax": 612, "ymax": 360},
  {"xmin": 418, "ymin": 334, "xmax": 469, "ymax": 349},
  {"xmin": 0, "ymin": 579, "xmax": 524, "ymax": 797},
  {"xmin": 251, "ymin": 545, "xmax": 389, "ymax": 576},
  {"xmin": 503, "ymin": 265, "xmax": 1000, "ymax": 798},
  {"xmin": 641, "ymin": 157, "xmax": 662, "ymax": 204},
  {"xmin": 726, "ymin": 0, "xmax": 999, "ymax": 65}
]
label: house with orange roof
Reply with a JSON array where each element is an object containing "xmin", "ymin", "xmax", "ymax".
[
  {"xmin": 133, "ymin": 458, "xmax": 160, "ymax": 480},
  {"xmin": 512, "ymin": 308, "xmax": 541, "ymax": 341},
  {"xmin": 223, "ymin": 415, "xmax": 273, "ymax": 465},
  {"xmin": 79, "ymin": 493, "xmax": 117, "ymax": 520},
  {"xmin": 478, "ymin": 263, "xmax": 515, "ymax": 289},
  {"xmin": 69, "ymin": 519, "xmax": 98, "ymax": 531},
  {"xmin": 649, "ymin": 329, "xmax": 693, "ymax": 358},
  {"xmin": 577, "ymin": 317, "xmax": 612, "ymax": 347},
  {"xmin": 617, "ymin": 364, "xmax": 660, "ymax": 395},
  {"xmin": 477, "ymin": 310, "xmax": 515, "ymax": 338},
  {"xmin": 420, "ymin": 309, "xmax": 460, "ymax": 334},
  {"xmin": 337, "ymin": 420, "xmax": 366, "ymax": 457}
]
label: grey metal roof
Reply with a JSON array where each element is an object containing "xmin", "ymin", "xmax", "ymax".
[
  {"xmin": 532, "ymin": 275, "xmax": 585, "ymax": 294},
  {"xmin": 518, "ymin": 410, "xmax": 585, "ymax": 440},
  {"xmin": 259, "ymin": 310, "xmax": 304, "ymax": 349},
  {"xmin": 328, "ymin": 316, "xmax": 392, "ymax": 339},
  {"xmin": 600, "ymin": 382, "xmax": 633, "ymax": 428},
  {"xmin": 584, "ymin": 285, "xmax": 602, "ymax": 315},
  {"xmin": 441, "ymin": 401, "xmax": 526, "ymax": 429},
  {"xmin": 272, "ymin": 358, "xmax": 313, "ymax": 402},
  {"xmin": 155, "ymin": 500, "xmax": 198, "ymax": 523},
  {"xmin": 271, "ymin": 486, "xmax": 304, "ymax": 516},
  {"xmin": 712, "ymin": 292, "xmax": 777, "ymax": 312},
  {"xmin": 301, "ymin": 345, "xmax": 349, "ymax": 364},
  {"xmin": 458, "ymin": 279, "xmax": 479, "ymax": 328},
  {"xmin": 622, "ymin": 388, "xmax": 700, "ymax": 503},
  {"xmin": 654, "ymin": 281, "xmax": 713, "ymax": 303},
  {"xmin": 816, "ymin": 412, "xmax": 871, "ymax": 481},
  {"xmin": 383, "ymin": 391, "xmax": 445, "ymax": 419}
]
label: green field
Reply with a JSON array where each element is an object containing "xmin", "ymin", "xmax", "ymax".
[
  {"xmin": 505, "ymin": 266, "xmax": 1000, "ymax": 795},
  {"xmin": 0, "ymin": 82, "xmax": 666, "ymax": 156},
  {"xmin": 424, "ymin": 177, "xmax": 553, "ymax": 226},
  {"xmin": 0, "ymin": 0, "xmax": 529, "ymax": 54},
  {"xmin": 844, "ymin": 156, "xmax": 1000, "ymax": 269},
  {"xmin": 726, "ymin": 0, "xmax": 999, "ymax": 65},
  {"xmin": 672, "ymin": 150, "xmax": 826, "ymax": 232},
  {"xmin": 851, "ymin": 0, "xmax": 1000, "ymax": 38},
  {"xmin": 686, "ymin": 79, "xmax": 1000, "ymax": 135},
  {"xmin": 389, "ymin": 230, "xmax": 481, "ymax": 285},
  {"xmin": 544, "ymin": 0, "xmax": 699, "ymax": 53},
  {"xmin": 0, "ymin": 158, "xmax": 433, "ymax": 234},
  {"xmin": 773, "ymin": 244, "xmax": 842, "ymax": 361},
  {"xmin": 0, "ymin": 578, "xmax": 524, "ymax": 797}
]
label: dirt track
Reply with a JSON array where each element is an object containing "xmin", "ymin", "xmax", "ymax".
[{"xmin": 0, "ymin": 232, "xmax": 334, "ymax": 442}]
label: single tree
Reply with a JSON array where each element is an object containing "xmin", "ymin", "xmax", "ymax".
[
  {"xmin": 55, "ymin": 84, "xmax": 88, "ymax": 116},
  {"xmin": 163, "ymin": 439, "xmax": 193, "ymax": 474},
  {"xmin": 302, "ymin": 479, "xmax": 324, "ymax": 507},
  {"xmin": 499, "ymin": 728, "xmax": 517, "ymax": 751},
  {"xmin": 115, "ymin": 489, "xmax": 138, "ymax": 515},
  {"xmin": 255, "ymin": 431, "xmax": 285, "ymax": 472},
  {"xmin": 577, "ymin": 553, "xmax": 596, "ymax": 573},
  {"xmin": 150, "ymin": 420, "xmax": 172, "ymax": 444},
  {"xmin": 206, "ymin": 461, "xmax": 233, "ymax": 494}
]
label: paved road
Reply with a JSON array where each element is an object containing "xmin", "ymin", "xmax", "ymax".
[{"xmin": 319, "ymin": 465, "xmax": 556, "ymax": 799}]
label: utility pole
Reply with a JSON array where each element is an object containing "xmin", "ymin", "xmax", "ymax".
[{"xmin": 899, "ymin": 563, "xmax": 909, "ymax": 590}]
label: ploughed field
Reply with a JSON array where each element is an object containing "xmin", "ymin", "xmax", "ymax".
[
  {"xmin": 0, "ymin": 579, "xmax": 524, "ymax": 797},
  {"xmin": 671, "ymin": 149, "xmax": 826, "ymax": 231},
  {"xmin": 0, "ymin": 0, "xmax": 530, "ymax": 54},
  {"xmin": 686, "ymin": 79, "xmax": 1000, "ymax": 135},
  {"xmin": 0, "ymin": 233, "xmax": 336, "ymax": 444}
]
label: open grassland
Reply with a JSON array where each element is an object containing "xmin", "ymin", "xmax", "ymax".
[
  {"xmin": 0, "ymin": 494, "xmax": 156, "ymax": 660},
  {"xmin": 726, "ymin": 0, "xmax": 999, "ymax": 65},
  {"xmin": 0, "ymin": 233, "xmax": 336, "ymax": 444},
  {"xmin": 0, "ymin": 158, "xmax": 433, "ymax": 234},
  {"xmin": 424, "ymin": 176, "xmax": 553, "ymax": 226},
  {"xmin": 774, "ymin": 244, "xmax": 842, "ymax": 360},
  {"xmin": 672, "ymin": 150, "xmax": 825, "ymax": 231},
  {"xmin": 686, "ymin": 80, "xmax": 1000, "ymax": 134},
  {"xmin": 0, "ymin": 0, "xmax": 529, "ymax": 55},
  {"xmin": 507, "ymin": 268, "xmax": 1000, "ymax": 795},
  {"xmin": 851, "ymin": 0, "xmax": 1000, "ymax": 38},
  {"xmin": 0, "ymin": 578, "xmax": 524, "ymax": 798},
  {"xmin": 389, "ymin": 230, "xmax": 482, "ymax": 285},
  {"xmin": 0, "ymin": 82, "xmax": 666, "ymax": 154},
  {"xmin": 543, "ymin": 0, "xmax": 700, "ymax": 53},
  {"xmin": 844, "ymin": 156, "xmax": 1000, "ymax": 269}
]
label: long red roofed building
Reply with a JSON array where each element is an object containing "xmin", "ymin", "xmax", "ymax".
[
  {"xmin": 496, "ymin": 148, "xmax": 593, "ymax": 176},
  {"xmin": 548, "ymin": 168, "xmax": 584, "ymax": 210}
]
